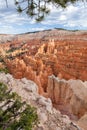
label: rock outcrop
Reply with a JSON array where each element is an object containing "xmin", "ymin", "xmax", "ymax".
[
  {"xmin": 0, "ymin": 73, "xmax": 82, "ymax": 130},
  {"xmin": 47, "ymin": 75, "xmax": 87, "ymax": 119}
]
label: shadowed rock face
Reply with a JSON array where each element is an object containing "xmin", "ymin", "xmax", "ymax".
[{"xmin": 47, "ymin": 75, "xmax": 87, "ymax": 119}]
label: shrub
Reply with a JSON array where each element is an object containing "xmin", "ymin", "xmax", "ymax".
[
  {"xmin": 0, "ymin": 57, "xmax": 4, "ymax": 63},
  {"xmin": 0, "ymin": 82, "xmax": 38, "ymax": 130},
  {"xmin": 6, "ymin": 47, "xmax": 16, "ymax": 53},
  {"xmin": 0, "ymin": 68, "xmax": 9, "ymax": 74}
]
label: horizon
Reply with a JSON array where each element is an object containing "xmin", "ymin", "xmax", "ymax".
[
  {"xmin": 0, "ymin": 0, "xmax": 87, "ymax": 34},
  {"xmin": 0, "ymin": 28, "xmax": 87, "ymax": 35}
]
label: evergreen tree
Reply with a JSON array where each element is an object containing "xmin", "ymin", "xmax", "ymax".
[
  {"xmin": 5, "ymin": 0, "xmax": 85, "ymax": 21},
  {"xmin": 0, "ymin": 82, "xmax": 38, "ymax": 130}
]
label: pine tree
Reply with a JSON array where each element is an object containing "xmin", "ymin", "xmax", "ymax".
[
  {"xmin": 0, "ymin": 82, "xmax": 38, "ymax": 130},
  {"xmin": 5, "ymin": 0, "xmax": 84, "ymax": 21}
]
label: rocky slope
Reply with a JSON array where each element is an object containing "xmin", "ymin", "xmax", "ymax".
[
  {"xmin": 0, "ymin": 73, "xmax": 83, "ymax": 130},
  {"xmin": 0, "ymin": 34, "xmax": 15, "ymax": 43}
]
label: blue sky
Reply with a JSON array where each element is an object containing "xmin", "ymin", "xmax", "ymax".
[{"xmin": 0, "ymin": 0, "xmax": 87, "ymax": 34}]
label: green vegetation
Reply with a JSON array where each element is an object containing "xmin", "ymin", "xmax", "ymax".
[
  {"xmin": 0, "ymin": 68, "xmax": 9, "ymax": 74},
  {"xmin": 54, "ymin": 28, "xmax": 67, "ymax": 30},
  {"xmin": 0, "ymin": 57, "xmax": 4, "ymax": 63},
  {"xmin": 15, "ymin": 0, "xmax": 81, "ymax": 21},
  {"xmin": 5, "ymin": 0, "xmax": 83, "ymax": 22},
  {"xmin": 0, "ymin": 82, "xmax": 38, "ymax": 130},
  {"xmin": 6, "ymin": 43, "xmax": 25, "ymax": 54},
  {"xmin": 15, "ymin": 0, "xmax": 79, "ymax": 22},
  {"xmin": 6, "ymin": 47, "xmax": 17, "ymax": 53}
]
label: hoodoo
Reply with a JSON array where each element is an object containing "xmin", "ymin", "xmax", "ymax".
[{"xmin": 0, "ymin": 29, "xmax": 87, "ymax": 130}]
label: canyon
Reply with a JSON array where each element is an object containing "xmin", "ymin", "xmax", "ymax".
[
  {"xmin": 0, "ymin": 29, "xmax": 87, "ymax": 129},
  {"xmin": 0, "ymin": 73, "xmax": 84, "ymax": 130}
]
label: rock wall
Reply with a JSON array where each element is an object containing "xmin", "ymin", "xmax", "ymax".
[{"xmin": 47, "ymin": 75, "xmax": 87, "ymax": 119}]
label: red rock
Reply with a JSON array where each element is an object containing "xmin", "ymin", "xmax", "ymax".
[{"xmin": 1, "ymin": 29, "xmax": 87, "ymax": 93}]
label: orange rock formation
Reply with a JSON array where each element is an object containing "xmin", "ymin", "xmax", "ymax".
[
  {"xmin": 0, "ymin": 29, "xmax": 87, "ymax": 129},
  {"xmin": 0, "ymin": 29, "xmax": 86, "ymax": 94}
]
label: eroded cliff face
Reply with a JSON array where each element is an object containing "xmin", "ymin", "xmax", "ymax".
[
  {"xmin": 0, "ymin": 30, "xmax": 87, "ymax": 83},
  {"xmin": 4, "ymin": 33, "xmax": 87, "ymax": 94},
  {"xmin": 47, "ymin": 75, "xmax": 87, "ymax": 119},
  {"xmin": 0, "ymin": 73, "xmax": 82, "ymax": 130}
]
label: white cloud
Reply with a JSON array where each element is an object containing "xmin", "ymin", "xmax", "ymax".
[
  {"xmin": 42, "ymin": 2, "xmax": 87, "ymax": 29},
  {"xmin": 29, "ymin": 28, "xmax": 45, "ymax": 31},
  {"xmin": 59, "ymin": 15, "xmax": 67, "ymax": 21}
]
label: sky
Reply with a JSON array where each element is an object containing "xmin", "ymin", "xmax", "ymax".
[{"xmin": 0, "ymin": 0, "xmax": 87, "ymax": 34}]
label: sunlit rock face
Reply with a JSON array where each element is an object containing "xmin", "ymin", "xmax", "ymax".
[
  {"xmin": 0, "ymin": 30, "xmax": 87, "ymax": 87},
  {"xmin": 3, "ymin": 30, "xmax": 87, "ymax": 93},
  {"xmin": 78, "ymin": 114, "xmax": 87, "ymax": 130},
  {"xmin": 0, "ymin": 29, "xmax": 87, "ymax": 82}
]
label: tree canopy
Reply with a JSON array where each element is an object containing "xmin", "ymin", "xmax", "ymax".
[
  {"xmin": 5, "ymin": 0, "xmax": 84, "ymax": 22},
  {"xmin": 15, "ymin": 0, "xmax": 80, "ymax": 21}
]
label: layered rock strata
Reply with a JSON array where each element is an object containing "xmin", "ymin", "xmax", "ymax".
[
  {"xmin": 4, "ymin": 37, "xmax": 87, "ymax": 94},
  {"xmin": 0, "ymin": 30, "xmax": 87, "ymax": 86}
]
